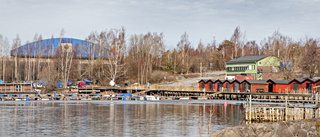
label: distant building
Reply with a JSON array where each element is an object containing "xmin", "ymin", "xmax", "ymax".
[
  {"xmin": 199, "ymin": 78, "xmax": 320, "ymax": 94},
  {"xmin": 0, "ymin": 83, "xmax": 33, "ymax": 93},
  {"xmin": 10, "ymin": 38, "xmax": 107, "ymax": 58},
  {"xmin": 226, "ymin": 55, "xmax": 280, "ymax": 80}
]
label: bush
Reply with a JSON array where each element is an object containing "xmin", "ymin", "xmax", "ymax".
[{"xmin": 149, "ymin": 71, "xmax": 169, "ymax": 83}]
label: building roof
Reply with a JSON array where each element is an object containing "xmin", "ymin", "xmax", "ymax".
[
  {"xmin": 216, "ymin": 79, "xmax": 226, "ymax": 83},
  {"xmin": 267, "ymin": 79, "xmax": 290, "ymax": 84},
  {"xmin": 245, "ymin": 80, "xmax": 268, "ymax": 84},
  {"xmin": 10, "ymin": 38, "xmax": 107, "ymax": 58},
  {"xmin": 0, "ymin": 83, "xmax": 32, "ymax": 85},
  {"xmin": 289, "ymin": 78, "xmax": 320, "ymax": 84},
  {"xmin": 226, "ymin": 55, "xmax": 267, "ymax": 64},
  {"xmin": 198, "ymin": 79, "xmax": 210, "ymax": 83}
]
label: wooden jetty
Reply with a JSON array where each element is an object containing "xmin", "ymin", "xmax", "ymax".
[
  {"xmin": 77, "ymin": 87, "xmax": 319, "ymax": 103},
  {"xmin": 245, "ymin": 94, "xmax": 320, "ymax": 123}
]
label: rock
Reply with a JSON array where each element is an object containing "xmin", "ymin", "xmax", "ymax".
[{"xmin": 211, "ymin": 118, "xmax": 320, "ymax": 137}]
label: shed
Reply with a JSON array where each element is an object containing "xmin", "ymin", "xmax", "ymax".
[
  {"xmin": 230, "ymin": 80, "xmax": 245, "ymax": 92},
  {"xmin": 222, "ymin": 80, "xmax": 232, "ymax": 92},
  {"xmin": 267, "ymin": 79, "xmax": 290, "ymax": 93},
  {"xmin": 0, "ymin": 83, "xmax": 33, "ymax": 92},
  {"xmin": 244, "ymin": 80, "xmax": 268, "ymax": 93},
  {"xmin": 214, "ymin": 79, "xmax": 225, "ymax": 92},
  {"xmin": 198, "ymin": 79, "xmax": 209, "ymax": 91},
  {"xmin": 205, "ymin": 80, "xmax": 215, "ymax": 91},
  {"xmin": 288, "ymin": 78, "xmax": 320, "ymax": 94}
]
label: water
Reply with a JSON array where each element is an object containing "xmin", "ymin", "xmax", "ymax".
[{"xmin": 0, "ymin": 100, "xmax": 245, "ymax": 137}]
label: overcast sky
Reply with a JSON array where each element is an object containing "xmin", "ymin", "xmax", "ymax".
[{"xmin": 0, "ymin": 0, "xmax": 319, "ymax": 49}]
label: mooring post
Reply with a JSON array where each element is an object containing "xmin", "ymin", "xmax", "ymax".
[
  {"xmin": 315, "ymin": 93, "xmax": 319, "ymax": 118},
  {"xmin": 249, "ymin": 95, "xmax": 252, "ymax": 123},
  {"xmin": 285, "ymin": 95, "xmax": 288, "ymax": 121}
]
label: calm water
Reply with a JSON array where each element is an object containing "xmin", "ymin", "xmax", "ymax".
[{"xmin": 0, "ymin": 100, "xmax": 245, "ymax": 137}]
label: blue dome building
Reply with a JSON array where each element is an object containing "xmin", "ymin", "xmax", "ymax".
[{"xmin": 10, "ymin": 38, "xmax": 106, "ymax": 58}]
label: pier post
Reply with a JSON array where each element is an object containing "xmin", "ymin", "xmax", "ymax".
[
  {"xmin": 315, "ymin": 93, "xmax": 319, "ymax": 118},
  {"xmin": 249, "ymin": 95, "xmax": 252, "ymax": 123},
  {"xmin": 285, "ymin": 96, "xmax": 288, "ymax": 121}
]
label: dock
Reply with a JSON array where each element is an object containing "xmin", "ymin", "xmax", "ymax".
[{"xmin": 245, "ymin": 94, "xmax": 320, "ymax": 123}]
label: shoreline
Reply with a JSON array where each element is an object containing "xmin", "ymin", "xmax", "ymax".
[{"xmin": 210, "ymin": 118, "xmax": 320, "ymax": 137}]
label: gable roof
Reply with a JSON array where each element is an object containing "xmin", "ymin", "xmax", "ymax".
[
  {"xmin": 198, "ymin": 79, "xmax": 210, "ymax": 83},
  {"xmin": 267, "ymin": 79, "xmax": 290, "ymax": 84},
  {"xmin": 289, "ymin": 78, "xmax": 320, "ymax": 84},
  {"xmin": 226, "ymin": 55, "xmax": 267, "ymax": 64},
  {"xmin": 245, "ymin": 80, "xmax": 268, "ymax": 84}
]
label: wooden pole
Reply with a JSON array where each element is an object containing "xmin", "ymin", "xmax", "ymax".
[
  {"xmin": 285, "ymin": 96, "xmax": 288, "ymax": 121},
  {"xmin": 249, "ymin": 95, "xmax": 252, "ymax": 123},
  {"xmin": 315, "ymin": 93, "xmax": 319, "ymax": 118}
]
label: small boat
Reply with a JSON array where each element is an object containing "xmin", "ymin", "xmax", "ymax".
[
  {"xmin": 179, "ymin": 97, "xmax": 190, "ymax": 100},
  {"xmin": 144, "ymin": 95, "xmax": 160, "ymax": 101},
  {"xmin": 132, "ymin": 96, "xmax": 145, "ymax": 100}
]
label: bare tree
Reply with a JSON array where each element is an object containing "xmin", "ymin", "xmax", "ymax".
[
  {"xmin": 3, "ymin": 37, "xmax": 10, "ymax": 81},
  {"xmin": 302, "ymin": 37, "xmax": 319, "ymax": 78},
  {"xmin": 230, "ymin": 26, "xmax": 242, "ymax": 58},
  {"xmin": 105, "ymin": 27, "xmax": 126, "ymax": 83},
  {"xmin": 177, "ymin": 32, "xmax": 191, "ymax": 74},
  {"xmin": 12, "ymin": 34, "xmax": 21, "ymax": 82}
]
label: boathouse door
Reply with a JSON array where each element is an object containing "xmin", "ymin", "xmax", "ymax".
[
  {"xmin": 244, "ymin": 83, "xmax": 249, "ymax": 92},
  {"xmin": 209, "ymin": 83, "xmax": 213, "ymax": 91},
  {"xmin": 306, "ymin": 83, "xmax": 312, "ymax": 94},
  {"xmin": 268, "ymin": 84, "xmax": 273, "ymax": 92},
  {"xmin": 226, "ymin": 83, "xmax": 230, "ymax": 92},
  {"xmin": 293, "ymin": 83, "xmax": 299, "ymax": 93},
  {"xmin": 217, "ymin": 83, "xmax": 221, "ymax": 91},
  {"xmin": 234, "ymin": 83, "xmax": 239, "ymax": 92},
  {"xmin": 201, "ymin": 83, "xmax": 205, "ymax": 91}
]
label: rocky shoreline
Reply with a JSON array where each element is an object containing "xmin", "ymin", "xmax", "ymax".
[{"xmin": 210, "ymin": 118, "xmax": 320, "ymax": 137}]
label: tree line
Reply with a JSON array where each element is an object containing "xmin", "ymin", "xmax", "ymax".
[{"xmin": 0, "ymin": 26, "xmax": 319, "ymax": 89}]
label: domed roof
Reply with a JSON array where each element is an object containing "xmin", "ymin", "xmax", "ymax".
[{"xmin": 10, "ymin": 38, "xmax": 106, "ymax": 58}]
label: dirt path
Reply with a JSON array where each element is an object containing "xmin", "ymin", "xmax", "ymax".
[{"xmin": 158, "ymin": 71, "xmax": 226, "ymax": 87}]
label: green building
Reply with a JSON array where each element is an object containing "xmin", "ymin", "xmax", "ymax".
[{"xmin": 226, "ymin": 55, "xmax": 280, "ymax": 80}]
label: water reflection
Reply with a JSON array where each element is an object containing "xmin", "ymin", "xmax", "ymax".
[{"xmin": 0, "ymin": 101, "xmax": 244, "ymax": 137}]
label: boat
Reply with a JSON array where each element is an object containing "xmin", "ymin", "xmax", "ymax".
[{"xmin": 144, "ymin": 95, "xmax": 160, "ymax": 101}]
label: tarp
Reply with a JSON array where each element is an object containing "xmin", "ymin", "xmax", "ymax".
[
  {"xmin": 116, "ymin": 93, "xmax": 133, "ymax": 97},
  {"xmin": 83, "ymin": 79, "xmax": 93, "ymax": 85},
  {"xmin": 57, "ymin": 81, "xmax": 62, "ymax": 88},
  {"xmin": 67, "ymin": 81, "xmax": 73, "ymax": 85}
]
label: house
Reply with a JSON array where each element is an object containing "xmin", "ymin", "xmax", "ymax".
[
  {"xmin": 204, "ymin": 80, "xmax": 215, "ymax": 91},
  {"xmin": 245, "ymin": 80, "xmax": 269, "ymax": 93},
  {"xmin": 222, "ymin": 80, "xmax": 232, "ymax": 92},
  {"xmin": 199, "ymin": 78, "xmax": 320, "ymax": 94},
  {"xmin": 226, "ymin": 55, "xmax": 280, "ymax": 80},
  {"xmin": 217, "ymin": 79, "xmax": 226, "ymax": 91},
  {"xmin": 230, "ymin": 79, "xmax": 244, "ymax": 92},
  {"xmin": 288, "ymin": 79, "xmax": 320, "ymax": 94},
  {"xmin": 198, "ymin": 79, "xmax": 208, "ymax": 91},
  {"xmin": 267, "ymin": 80, "xmax": 290, "ymax": 93}
]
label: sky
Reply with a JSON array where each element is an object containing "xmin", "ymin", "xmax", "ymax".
[{"xmin": 0, "ymin": 0, "xmax": 319, "ymax": 49}]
